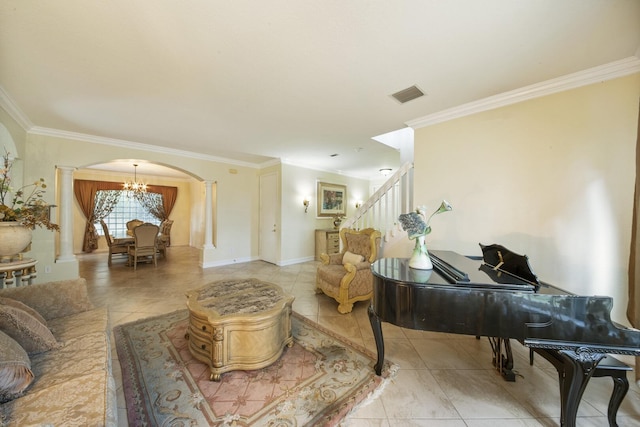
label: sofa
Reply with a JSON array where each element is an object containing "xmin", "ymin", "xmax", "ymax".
[{"xmin": 0, "ymin": 278, "xmax": 117, "ymax": 426}]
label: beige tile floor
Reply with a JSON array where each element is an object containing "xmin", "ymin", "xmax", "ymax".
[{"xmin": 78, "ymin": 246, "xmax": 640, "ymax": 426}]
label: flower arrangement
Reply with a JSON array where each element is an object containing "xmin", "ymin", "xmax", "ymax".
[
  {"xmin": 0, "ymin": 150, "xmax": 59, "ymax": 230},
  {"xmin": 398, "ymin": 200, "xmax": 452, "ymax": 269},
  {"xmin": 398, "ymin": 200, "xmax": 452, "ymax": 240}
]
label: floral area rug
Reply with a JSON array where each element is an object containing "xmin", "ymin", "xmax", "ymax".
[{"xmin": 114, "ymin": 310, "xmax": 396, "ymax": 426}]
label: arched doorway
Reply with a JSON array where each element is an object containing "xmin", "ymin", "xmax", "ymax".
[{"xmin": 71, "ymin": 160, "xmax": 207, "ymax": 256}]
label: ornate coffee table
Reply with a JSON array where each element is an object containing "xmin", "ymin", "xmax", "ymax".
[{"xmin": 185, "ymin": 278, "xmax": 295, "ymax": 381}]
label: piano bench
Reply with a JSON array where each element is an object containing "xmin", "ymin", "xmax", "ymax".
[
  {"xmin": 530, "ymin": 351, "xmax": 631, "ymax": 427},
  {"xmin": 592, "ymin": 355, "xmax": 632, "ymax": 427}
]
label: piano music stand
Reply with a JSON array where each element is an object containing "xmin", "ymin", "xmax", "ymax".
[{"xmin": 480, "ymin": 243, "xmax": 541, "ymax": 381}]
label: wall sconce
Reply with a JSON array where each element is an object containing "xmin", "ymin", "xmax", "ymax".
[
  {"xmin": 355, "ymin": 201, "xmax": 362, "ymax": 209},
  {"xmin": 379, "ymin": 168, "xmax": 392, "ymax": 176},
  {"xmin": 303, "ymin": 198, "xmax": 310, "ymax": 213}
]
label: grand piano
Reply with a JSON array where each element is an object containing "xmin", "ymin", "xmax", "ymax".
[{"xmin": 368, "ymin": 249, "xmax": 640, "ymax": 427}]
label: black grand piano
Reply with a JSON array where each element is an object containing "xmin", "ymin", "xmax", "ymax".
[{"xmin": 368, "ymin": 249, "xmax": 640, "ymax": 427}]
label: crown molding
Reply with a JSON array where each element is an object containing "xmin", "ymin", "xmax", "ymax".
[
  {"xmin": 0, "ymin": 86, "xmax": 33, "ymax": 130},
  {"xmin": 0, "ymin": 85, "xmax": 266, "ymax": 169},
  {"xmin": 28, "ymin": 126, "xmax": 263, "ymax": 169},
  {"xmin": 406, "ymin": 56, "xmax": 640, "ymax": 129},
  {"xmin": 258, "ymin": 158, "xmax": 282, "ymax": 169},
  {"xmin": 279, "ymin": 158, "xmax": 373, "ymax": 181}
]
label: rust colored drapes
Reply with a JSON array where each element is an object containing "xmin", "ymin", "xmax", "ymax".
[
  {"xmin": 628, "ymin": 99, "xmax": 640, "ymax": 384},
  {"xmin": 74, "ymin": 180, "xmax": 122, "ymax": 252},
  {"xmin": 146, "ymin": 184, "xmax": 178, "ymax": 218},
  {"xmin": 74, "ymin": 180, "xmax": 178, "ymax": 252}
]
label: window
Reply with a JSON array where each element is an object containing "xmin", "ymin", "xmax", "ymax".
[{"xmin": 97, "ymin": 191, "xmax": 161, "ymax": 237}]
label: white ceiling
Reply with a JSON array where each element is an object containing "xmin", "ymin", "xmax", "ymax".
[{"xmin": 1, "ymin": 1, "xmax": 639, "ymax": 179}]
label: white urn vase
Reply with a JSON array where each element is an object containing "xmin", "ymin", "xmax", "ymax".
[
  {"xmin": 408, "ymin": 235, "xmax": 433, "ymax": 270},
  {"xmin": 0, "ymin": 222, "xmax": 32, "ymax": 260}
]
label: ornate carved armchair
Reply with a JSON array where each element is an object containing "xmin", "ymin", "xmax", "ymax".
[{"xmin": 315, "ymin": 228, "xmax": 381, "ymax": 313}]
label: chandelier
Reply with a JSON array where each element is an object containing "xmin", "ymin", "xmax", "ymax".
[{"xmin": 123, "ymin": 164, "xmax": 147, "ymax": 196}]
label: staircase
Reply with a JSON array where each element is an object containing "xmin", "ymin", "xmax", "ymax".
[{"xmin": 341, "ymin": 162, "xmax": 414, "ymax": 256}]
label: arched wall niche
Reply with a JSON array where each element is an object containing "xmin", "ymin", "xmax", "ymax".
[{"xmin": 0, "ymin": 123, "xmax": 18, "ymax": 159}]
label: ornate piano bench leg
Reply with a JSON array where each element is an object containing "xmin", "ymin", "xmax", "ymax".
[{"xmin": 592, "ymin": 356, "xmax": 631, "ymax": 427}]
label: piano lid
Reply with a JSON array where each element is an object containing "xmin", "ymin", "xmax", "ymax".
[{"xmin": 372, "ymin": 251, "xmax": 544, "ymax": 293}]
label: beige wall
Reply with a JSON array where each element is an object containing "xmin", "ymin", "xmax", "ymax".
[
  {"xmin": 414, "ymin": 73, "xmax": 640, "ymax": 324},
  {"xmin": 273, "ymin": 163, "xmax": 371, "ymax": 265}
]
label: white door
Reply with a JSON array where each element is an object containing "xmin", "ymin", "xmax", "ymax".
[{"xmin": 259, "ymin": 172, "xmax": 279, "ymax": 264}]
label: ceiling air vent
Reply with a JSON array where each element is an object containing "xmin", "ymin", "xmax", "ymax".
[{"xmin": 391, "ymin": 85, "xmax": 424, "ymax": 104}]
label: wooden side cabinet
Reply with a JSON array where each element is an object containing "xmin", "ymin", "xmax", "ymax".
[{"xmin": 315, "ymin": 229, "xmax": 340, "ymax": 261}]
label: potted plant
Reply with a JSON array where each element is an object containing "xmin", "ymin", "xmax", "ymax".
[{"xmin": 0, "ymin": 150, "xmax": 59, "ymax": 260}]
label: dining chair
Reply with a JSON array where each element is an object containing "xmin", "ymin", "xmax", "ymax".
[
  {"xmin": 159, "ymin": 219, "xmax": 174, "ymax": 246},
  {"xmin": 126, "ymin": 219, "xmax": 144, "ymax": 232},
  {"xmin": 157, "ymin": 234, "xmax": 167, "ymax": 259},
  {"xmin": 127, "ymin": 223, "xmax": 160, "ymax": 271},
  {"xmin": 99, "ymin": 220, "xmax": 130, "ymax": 266}
]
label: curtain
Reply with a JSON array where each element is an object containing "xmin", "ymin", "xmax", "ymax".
[
  {"xmin": 136, "ymin": 192, "xmax": 165, "ymax": 220},
  {"xmin": 74, "ymin": 180, "xmax": 123, "ymax": 252},
  {"xmin": 147, "ymin": 184, "xmax": 178, "ymax": 219},
  {"xmin": 94, "ymin": 190, "xmax": 120, "ymax": 221},
  {"xmin": 74, "ymin": 180, "xmax": 178, "ymax": 252},
  {"xmin": 628, "ymin": 99, "xmax": 640, "ymax": 385}
]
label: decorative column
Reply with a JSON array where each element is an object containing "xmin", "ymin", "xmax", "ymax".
[
  {"xmin": 203, "ymin": 180, "xmax": 215, "ymax": 250},
  {"xmin": 56, "ymin": 166, "xmax": 76, "ymax": 262},
  {"xmin": 200, "ymin": 180, "xmax": 216, "ymax": 267}
]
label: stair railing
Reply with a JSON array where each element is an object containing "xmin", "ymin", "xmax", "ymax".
[{"xmin": 341, "ymin": 162, "xmax": 414, "ymax": 241}]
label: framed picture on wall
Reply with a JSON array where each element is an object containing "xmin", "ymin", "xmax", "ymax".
[{"xmin": 317, "ymin": 182, "xmax": 347, "ymax": 217}]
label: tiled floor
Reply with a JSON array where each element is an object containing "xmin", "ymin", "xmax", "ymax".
[{"xmin": 79, "ymin": 246, "xmax": 640, "ymax": 426}]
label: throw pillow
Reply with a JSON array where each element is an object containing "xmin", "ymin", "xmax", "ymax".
[
  {"xmin": 0, "ymin": 330, "xmax": 34, "ymax": 403},
  {"xmin": 342, "ymin": 250, "xmax": 364, "ymax": 265},
  {"xmin": 0, "ymin": 297, "xmax": 48, "ymax": 326},
  {"xmin": 0, "ymin": 305, "xmax": 59, "ymax": 354}
]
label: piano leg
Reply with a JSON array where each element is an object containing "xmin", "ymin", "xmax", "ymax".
[
  {"xmin": 368, "ymin": 305, "xmax": 385, "ymax": 376},
  {"xmin": 533, "ymin": 348, "xmax": 605, "ymax": 427}
]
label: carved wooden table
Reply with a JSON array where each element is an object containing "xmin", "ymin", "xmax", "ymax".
[
  {"xmin": 185, "ymin": 278, "xmax": 294, "ymax": 381},
  {"xmin": 0, "ymin": 258, "xmax": 37, "ymax": 288}
]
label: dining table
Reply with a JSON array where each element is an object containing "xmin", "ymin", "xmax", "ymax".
[{"xmin": 126, "ymin": 228, "xmax": 167, "ymax": 244}]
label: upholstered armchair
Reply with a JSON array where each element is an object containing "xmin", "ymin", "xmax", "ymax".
[{"xmin": 316, "ymin": 227, "xmax": 381, "ymax": 314}]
